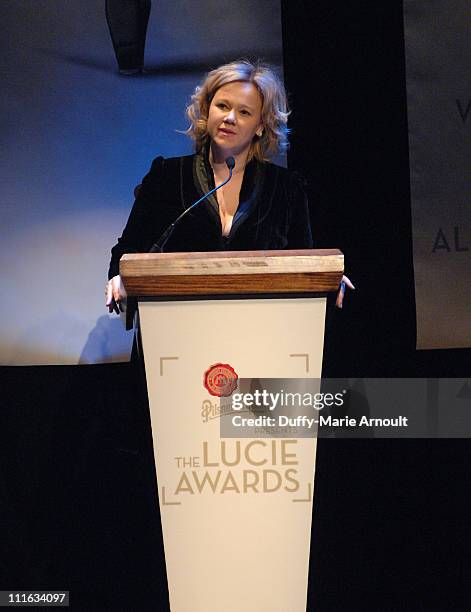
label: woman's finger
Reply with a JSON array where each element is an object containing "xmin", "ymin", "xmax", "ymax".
[
  {"xmin": 335, "ymin": 275, "xmax": 355, "ymax": 309},
  {"xmin": 112, "ymin": 280, "xmax": 120, "ymax": 303},
  {"xmin": 111, "ymin": 274, "xmax": 125, "ymax": 304},
  {"xmin": 105, "ymin": 281, "xmax": 113, "ymax": 306},
  {"xmin": 335, "ymin": 281, "xmax": 346, "ymax": 309},
  {"xmin": 105, "ymin": 279, "xmax": 120, "ymax": 314},
  {"xmin": 342, "ymin": 275, "xmax": 355, "ymax": 290}
]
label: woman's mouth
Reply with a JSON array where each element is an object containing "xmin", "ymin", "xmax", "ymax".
[{"xmin": 218, "ymin": 128, "xmax": 236, "ymax": 136}]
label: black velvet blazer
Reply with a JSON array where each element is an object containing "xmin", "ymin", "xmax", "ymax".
[{"xmin": 108, "ymin": 148, "xmax": 313, "ymax": 279}]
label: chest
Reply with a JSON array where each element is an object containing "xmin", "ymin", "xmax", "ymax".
[
  {"xmin": 213, "ymin": 171, "xmax": 243, "ymax": 212},
  {"xmin": 213, "ymin": 170, "xmax": 244, "ymax": 235}
]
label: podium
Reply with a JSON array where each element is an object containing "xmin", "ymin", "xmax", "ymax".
[{"xmin": 120, "ymin": 249, "xmax": 343, "ymax": 612}]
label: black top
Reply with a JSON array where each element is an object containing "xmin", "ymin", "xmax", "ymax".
[{"xmin": 108, "ymin": 148, "xmax": 313, "ymax": 279}]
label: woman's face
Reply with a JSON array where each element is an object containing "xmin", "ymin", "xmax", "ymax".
[{"xmin": 207, "ymin": 81, "xmax": 263, "ymax": 159}]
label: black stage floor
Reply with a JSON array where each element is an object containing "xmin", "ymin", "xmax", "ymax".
[{"xmin": 2, "ymin": 361, "xmax": 471, "ymax": 611}]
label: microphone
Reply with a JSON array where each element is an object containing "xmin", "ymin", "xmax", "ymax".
[{"xmin": 150, "ymin": 157, "xmax": 235, "ymax": 253}]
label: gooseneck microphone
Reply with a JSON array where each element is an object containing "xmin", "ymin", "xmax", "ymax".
[{"xmin": 149, "ymin": 156, "xmax": 235, "ymax": 253}]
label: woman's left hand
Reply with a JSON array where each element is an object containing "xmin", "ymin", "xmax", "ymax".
[
  {"xmin": 105, "ymin": 274, "xmax": 126, "ymax": 314},
  {"xmin": 335, "ymin": 275, "xmax": 355, "ymax": 309}
]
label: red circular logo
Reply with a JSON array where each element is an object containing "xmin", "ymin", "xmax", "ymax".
[{"xmin": 203, "ymin": 363, "xmax": 238, "ymax": 397}]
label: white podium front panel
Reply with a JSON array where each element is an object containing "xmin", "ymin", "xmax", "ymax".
[{"xmin": 138, "ymin": 297, "xmax": 326, "ymax": 612}]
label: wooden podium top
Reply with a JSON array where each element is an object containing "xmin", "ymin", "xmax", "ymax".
[{"xmin": 120, "ymin": 249, "xmax": 343, "ymax": 297}]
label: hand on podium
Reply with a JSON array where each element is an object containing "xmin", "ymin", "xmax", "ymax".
[
  {"xmin": 335, "ymin": 275, "xmax": 355, "ymax": 309},
  {"xmin": 105, "ymin": 274, "xmax": 126, "ymax": 314}
]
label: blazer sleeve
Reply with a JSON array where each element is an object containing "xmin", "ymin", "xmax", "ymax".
[
  {"xmin": 286, "ymin": 171, "xmax": 314, "ymax": 249},
  {"xmin": 108, "ymin": 156, "xmax": 166, "ymax": 279}
]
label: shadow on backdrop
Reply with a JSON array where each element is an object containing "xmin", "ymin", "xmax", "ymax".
[
  {"xmin": 37, "ymin": 47, "xmax": 282, "ymax": 77},
  {"xmin": 79, "ymin": 315, "xmax": 132, "ymax": 364}
]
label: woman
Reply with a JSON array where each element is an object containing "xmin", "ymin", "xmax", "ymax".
[{"xmin": 106, "ymin": 60, "xmax": 353, "ymax": 311}]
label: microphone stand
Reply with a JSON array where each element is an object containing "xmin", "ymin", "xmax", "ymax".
[
  {"xmin": 149, "ymin": 156, "xmax": 235, "ymax": 253},
  {"xmin": 124, "ymin": 157, "xmax": 234, "ymax": 330}
]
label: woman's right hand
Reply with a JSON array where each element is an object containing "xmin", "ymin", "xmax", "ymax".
[{"xmin": 105, "ymin": 274, "xmax": 126, "ymax": 314}]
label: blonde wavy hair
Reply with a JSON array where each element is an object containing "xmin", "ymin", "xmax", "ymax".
[{"xmin": 185, "ymin": 60, "xmax": 290, "ymax": 162}]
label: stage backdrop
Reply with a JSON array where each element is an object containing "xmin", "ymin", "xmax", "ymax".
[
  {"xmin": 404, "ymin": 1, "xmax": 471, "ymax": 349},
  {"xmin": 1, "ymin": 0, "xmax": 283, "ymax": 365}
]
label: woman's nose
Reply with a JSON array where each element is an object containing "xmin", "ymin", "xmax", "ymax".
[{"xmin": 224, "ymin": 110, "xmax": 236, "ymax": 123}]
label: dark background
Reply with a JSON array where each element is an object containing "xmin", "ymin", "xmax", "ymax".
[
  {"xmin": 2, "ymin": 2, "xmax": 471, "ymax": 610},
  {"xmin": 283, "ymin": 2, "xmax": 471, "ymax": 610}
]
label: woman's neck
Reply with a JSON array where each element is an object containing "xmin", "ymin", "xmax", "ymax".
[{"xmin": 209, "ymin": 144, "xmax": 250, "ymax": 175}]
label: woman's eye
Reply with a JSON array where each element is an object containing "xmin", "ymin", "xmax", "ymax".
[
  {"xmin": 217, "ymin": 103, "xmax": 227, "ymax": 109},
  {"xmin": 241, "ymin": 110, "xmax": 250, "ymax": 116}
]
